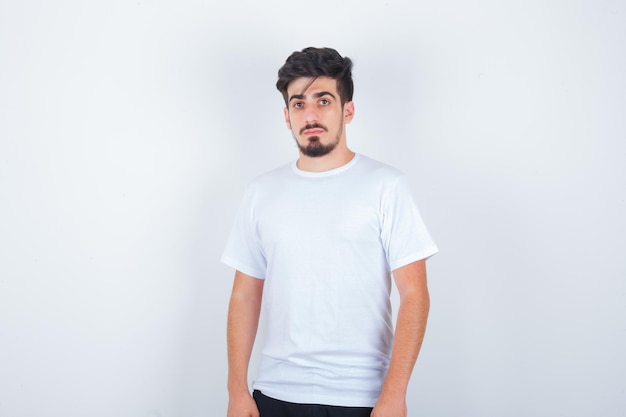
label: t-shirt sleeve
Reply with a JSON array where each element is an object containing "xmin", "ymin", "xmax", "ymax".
[
  {"xmin": 220, "ymin": 187, "xmax": 267, "ymax": 279},
  {"xmin": 380, "ymin": 175, "xmax": 438, "ymax": 271}
]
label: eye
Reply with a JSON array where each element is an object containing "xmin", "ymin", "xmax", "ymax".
[
  {"xmin": 293, "ymin": 102, "xmax": 304, "ymax": 109},
  {"xmin": 319, "ymin": 99, "xmax": 330, "ymax": 105}
]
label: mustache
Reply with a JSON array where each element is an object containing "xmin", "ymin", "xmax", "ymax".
[{"xmin": 300, "ymin": 123, "xmax": 328, "ymax": 135}]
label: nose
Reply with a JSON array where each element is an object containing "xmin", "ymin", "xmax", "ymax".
[{"xmin": 304, "ymin": 106, "xmax": 319, "ymax": 124}]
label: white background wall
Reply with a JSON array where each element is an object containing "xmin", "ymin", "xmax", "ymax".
[{"xmin": 1, "ymin": 1, "xmax": 625, "ymax": 416}]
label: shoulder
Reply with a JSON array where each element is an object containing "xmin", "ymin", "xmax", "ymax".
[
  {"xmin": 354, "ymin": 154, "xmax": 406, "ymax": 183},
  {"xmin": 245, "ymin": 161, "xmax": 294, "ymax": 191}
]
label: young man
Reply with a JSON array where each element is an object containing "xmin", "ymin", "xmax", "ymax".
[{"xmin": 222, "ymin": 47, "xmax": 438, "ymax": 417}]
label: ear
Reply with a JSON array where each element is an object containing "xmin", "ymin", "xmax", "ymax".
[
  {"xmin": 343, "ymin": 101, "xmax": 355, "ymax": 124},
  {"xmin": 283, "ymin": 107, "xmax": 292, "ymax": 130}
]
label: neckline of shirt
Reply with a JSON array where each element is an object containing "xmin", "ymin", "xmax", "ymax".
[{"xmin": 291, "ymin": 153, "xmax": 361, "ymax": 178}]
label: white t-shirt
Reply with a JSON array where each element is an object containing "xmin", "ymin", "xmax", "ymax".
[{"xmin": 221, "ymin": 154, "xmax": 438, "ymax": 407}]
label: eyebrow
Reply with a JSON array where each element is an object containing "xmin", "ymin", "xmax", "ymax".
[{"xmin": 288, "ymin": 91, "xmax": 336, "ymax": 103}]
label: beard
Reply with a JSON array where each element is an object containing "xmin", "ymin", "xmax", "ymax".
[
  {"xmin": 294, "ymin": 122, "xmax": 342, "ymax": 158},
  {"xmin": 297, "ymin": 135, "xmax": 340, "ymax": 157}
]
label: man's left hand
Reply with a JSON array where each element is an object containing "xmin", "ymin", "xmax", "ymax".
[{"xmin": 370, "ymin": 393, "xmax": 407, "ymax": 417}]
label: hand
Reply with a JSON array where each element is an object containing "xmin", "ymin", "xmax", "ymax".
[
  {"xmin": 370, "ymin": 393, "xmax": 407, "ymax": 417},
  {"xmin": 227, "ymin": 391, "xmax": 259, "ymax": 417}
]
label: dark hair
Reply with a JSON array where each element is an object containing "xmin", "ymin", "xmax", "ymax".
[{"xmin": 276, "ymin": 47, "xmax": 354, "ymax": 106}]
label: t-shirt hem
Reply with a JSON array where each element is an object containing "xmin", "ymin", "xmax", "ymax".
[
  {"xmin": 252, "ymin": 385, "xmax": 377, "ymax": 408},
  {"xmin": 220, "ymin": 255, "xmax": 266, "ymax": 279}
]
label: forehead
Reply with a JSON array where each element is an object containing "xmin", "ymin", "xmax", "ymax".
[{"xmin": 287, "ymin": 76, "xmax": 339, "ymax": 97}]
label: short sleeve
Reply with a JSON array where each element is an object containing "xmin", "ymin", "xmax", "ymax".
[
  {"xmin": 380, "ymin": 175, "xmax": 438, "ymax": 271},
  {"xmin": 221, "ymin": 187, "xmax": 267, "ymax": 279}
]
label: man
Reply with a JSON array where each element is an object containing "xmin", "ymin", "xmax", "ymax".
[{"xmin": 222, "ymin": 47, "xmax": 438, "ymax": 417}]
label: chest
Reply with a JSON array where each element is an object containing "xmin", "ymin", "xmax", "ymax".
[{"xmin": 254, "ymin": 180, "xmax": 384, "ymax": 246}]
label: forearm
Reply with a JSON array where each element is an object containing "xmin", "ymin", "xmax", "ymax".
[
  {"xmin": 227, "ymin": 272, "xmax": 263, "ymax": 395},
  {"xmin": 381, "ymin": 289, "xmax": 430, "ymax": 396}
]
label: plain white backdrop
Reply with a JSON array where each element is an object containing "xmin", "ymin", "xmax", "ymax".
[{"xmin": 1, "ymin": 1, "xmax": 625, "ymax": 416}]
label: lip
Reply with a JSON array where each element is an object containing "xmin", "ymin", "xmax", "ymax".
[{"xmin": 304, "ymin": 128, "xmax": 325, "ymax": 135}]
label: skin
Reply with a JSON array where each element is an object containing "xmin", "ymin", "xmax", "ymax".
[
  {"xmin": 283, "ymin": 76, "xmax": 355, "ymax": 171},
  {"xmin": 371, "ymin": 260, "xmax": 430, "ymax": 417},
  {"xmin": 226, "ymin": 271, "xmax": 263, "ymax": 417},
  {"xmin": 226, "ymin": 76, "xmax": 430, "ymax": 417}
]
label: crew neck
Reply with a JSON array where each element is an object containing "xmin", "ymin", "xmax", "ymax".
[{"xmin": 291, "ymin": 154, "xmax": 360, "ymax": 178}]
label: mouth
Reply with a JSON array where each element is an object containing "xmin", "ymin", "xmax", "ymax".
[
  {"xmin": 304, "ymin": 128, "xmax": 325, "ymax": 136},
  {"xmin": 300, "ymin": 124, "xmax": 327, "ymax": 136}
]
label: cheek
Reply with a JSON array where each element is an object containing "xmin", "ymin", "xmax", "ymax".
[{"xmin": 333, "ymin": 112, "xmax": 345, "ymax": 127}]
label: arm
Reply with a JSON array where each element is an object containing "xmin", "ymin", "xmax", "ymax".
[
  {"xmin": 371, "ymin": 259, "xmax": 430, "ymax": 417},
  {"xmin": 227, "ymin": 270, "xmax": 264, "ymax": 417}
]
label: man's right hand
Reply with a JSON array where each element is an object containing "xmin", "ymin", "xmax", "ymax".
[
  {"xmin": 226, "ymin": 271, "xmax": 264, "ymax": 417},
  {"xmin": 227, "ymin": 392, "xmax": 259, "ymax": 417}
]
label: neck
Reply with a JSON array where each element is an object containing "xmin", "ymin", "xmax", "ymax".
[{"xmin": 296, "ymin": 145, "xmax": 355, "ymax": 172}]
